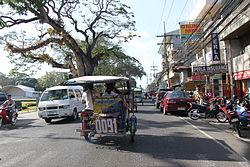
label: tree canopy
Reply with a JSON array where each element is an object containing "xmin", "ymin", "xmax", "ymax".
[{"xmin": 0, "ymin": 0, "xmax": 136, "ymax": 77}]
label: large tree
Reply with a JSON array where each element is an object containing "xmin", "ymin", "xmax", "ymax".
[
  {"xmin": 0, "ymin": 0, "xmax": 136, "ymax": 77},
  {"xmin": 94, "ymin": 45, "xmax": 146, "ymax": 78},
  {"xmin": 38, "ymin": 71, "xmax": 69, "ymax": 90}
]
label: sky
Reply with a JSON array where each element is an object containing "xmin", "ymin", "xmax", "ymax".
[{"xmin": 0, "ymin": 0, "xmax": 197, "ymax": 89}]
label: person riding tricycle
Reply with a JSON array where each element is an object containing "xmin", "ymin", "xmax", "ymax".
[{"xmin": 66, "ymin": 76, "xmax": 137, "ymax": 142}]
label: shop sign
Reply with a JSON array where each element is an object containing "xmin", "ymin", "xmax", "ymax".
[
  {"xmin": 192, "ymin": 64, "xmax": 228, "ymax": 74},
  {"xmin": 233, "ymin": 70, "xmax": 250, "ymax": 80},
  {"xmin": 191, "ymin": 75, "xmax": 206, "ymax": 81},
  {"xmin": 211, "ymin": 33, "xmax": 220, "ymax": 61}
]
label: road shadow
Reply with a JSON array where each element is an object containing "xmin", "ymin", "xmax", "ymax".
[
  {"xmin": 0, "ymin": 118, "xmax": 43, "ymax": 131},
  {"xmin": 137, "ymin": 117, "xmax": 221, "ymax": 133},
  {"xmin": 91, "ymin": 134, "xmax": 249, "ymax": 162},
  {"xmin": 49, "ymin": 118, "xmax": 81, "ymax": 125}
]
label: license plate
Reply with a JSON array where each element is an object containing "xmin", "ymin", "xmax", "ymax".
[
  {"xmin": 95, "ymin": 118, "xmax": 117, "ymax": 134},
  {"xmin": 178, "ymin": 107, "xmax": 185, "ymax": 110},
  {"xmin": 47, "ymin": 110, "xmax": 57, "ymax": 114},
  {"xmin": 231, "ymin": 118, "xmax": 239, "ymax": 122}
]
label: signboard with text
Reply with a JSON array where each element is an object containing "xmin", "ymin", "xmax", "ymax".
[
  {"xmin": 179, "ymin": 22, "xmax": 201, "ymax": 44},
  {"xmin": 211, "ymin": 33, "xmax": 221, "ymax": 61},
  {"xmin": 192, "ymin": 64, "xmax": 228, "ymax": 74}
]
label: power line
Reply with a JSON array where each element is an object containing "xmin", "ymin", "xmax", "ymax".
[
  {"xmin": 165, "ymin": 0, "xmax": 175, "ymax": 30},
  {"xmin": 178, "ymin": 0, "xmax": 189, "ymax": 22},
  {"xmin": 180, "ymin": 0, "xmax": 248, "ymax": 64},
  {"xmin": 156, "ymin": 0, "xmax": 168, "ymax": 35},
  {"xmin": 176, "ymin": 0, "xmax": 245, "ymax": 65}
]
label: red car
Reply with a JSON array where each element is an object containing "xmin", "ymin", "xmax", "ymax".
[{"xmin": 160, "ymin": 91, "xmax": 194, "ymax": 115}]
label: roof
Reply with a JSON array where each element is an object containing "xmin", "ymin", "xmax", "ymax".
[
  {"xmin": 1, "ymin": 85, "xmax": 35, "ymax": 93},
  {"xmin": 16, "ymin": 85, "xmax": 35, "ymax": 92},
  {"xmin": 66, "ymin": 76, "xmax": 130, "ymax": 85},
  {"xmin": 46, "ymin": 85, "xmax": 83, "ymax": 91}
]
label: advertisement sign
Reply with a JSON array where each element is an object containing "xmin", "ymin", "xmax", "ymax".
[
  {"xmin": 211, "ymin": 33, "xmax": 221, "ymax": 61},
  {"xmin": 179, "ymin": 22, "xmax": 201, "ymax": 44},
  {"xmin": 180, "ymin": 23, "xmax": 200, "ymax": 35}
]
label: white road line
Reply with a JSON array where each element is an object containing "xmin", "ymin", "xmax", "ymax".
[{"xmin": 179, "ymin": 116, "xmax": 249, "ymax": 165}]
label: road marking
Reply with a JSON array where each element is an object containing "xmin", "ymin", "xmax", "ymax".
[{"xmin": 179, "ymin": 116, "xmax": 249, "ymax": 165}]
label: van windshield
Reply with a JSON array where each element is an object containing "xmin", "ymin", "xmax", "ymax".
[{"xmin": 41, "ymin": 89, "xmax": 68, "ymax": 101}]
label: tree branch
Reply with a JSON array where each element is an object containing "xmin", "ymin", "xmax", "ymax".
[
  {"xmin": 6, "ymin": 38, "xmax": 64, "ymax": 53},
  {"xmin": 0, "ymin": 16, "xmax": 39, "ymax": 29}
]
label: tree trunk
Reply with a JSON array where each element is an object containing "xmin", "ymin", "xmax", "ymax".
[{"xmin": 74, "ymin": 50, "xmax": 96, "ymax": 77}]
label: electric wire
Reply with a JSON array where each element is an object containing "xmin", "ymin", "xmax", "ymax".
[
  {"xmin": 180, "ymin": 0, "xmax": 248, "ymax": 65},
  {"xmin": 165, "ymin": 0, "xmax": 175, "ymax": 29},
  {"xmin": 178, "ymin": 0, "xmax": 189, "ymax": 23},
  {"xmin": 156, "ymin": 0, "xmax": 168, "ymax": 35}
]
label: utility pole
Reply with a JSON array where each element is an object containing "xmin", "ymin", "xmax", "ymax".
[
  {"xmin": 150, "ymin": 62, "xmax": 158, "ymax": 78},
  {"xmin": 157, "ymin": 22, "xmax": 171, "ymax": 87}
]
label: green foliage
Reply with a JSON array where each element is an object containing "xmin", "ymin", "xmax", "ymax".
[
  {"xmin": 37, "ymin": 71, "xmax": 69, "ymax": 90},
  {"xmin": 7, "ymin": 68, "xmax": 39, "ymax": 89},
  {"xmin": 0, "ymin": 72, "xmax": 13, "ymax": 86},
  {"xmin": 93, "ymin": 43, "xmax": 146, "ymax": 79}
]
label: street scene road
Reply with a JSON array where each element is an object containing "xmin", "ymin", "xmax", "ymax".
[{"xmin": 0, "ymin": 101, "xmax": 249, "ymax": 167}]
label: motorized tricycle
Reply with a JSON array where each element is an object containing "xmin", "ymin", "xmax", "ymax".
[{"xmin": 66, "ymin": 76, "xmax": 137, "ymax": 142}]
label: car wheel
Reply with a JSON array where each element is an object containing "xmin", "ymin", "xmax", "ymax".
[
  {"xmin": 45, "ymin": 118, "xmax": 52, "ymax": 123},
  {"xmin": 71, "ymin": 109, "xmax": 78, "ymax": 121}
]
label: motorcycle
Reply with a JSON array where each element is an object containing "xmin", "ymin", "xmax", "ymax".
[
  {"xmin": 0, "ymin": 106, "xmax": 18, "ymax": 127},
  {"xmin": 188, "ymin": 98, "xmax": 222, "ymax": 121}
]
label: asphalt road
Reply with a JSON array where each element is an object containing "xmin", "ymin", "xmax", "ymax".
[{"xmin": 0, "ymin": 102, "xmax": 250, "ymax": 167}]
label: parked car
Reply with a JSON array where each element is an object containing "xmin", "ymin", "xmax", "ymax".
[
  {"xmin": 155, "ymin": 88, "xmax": 173, "ymax": 108},
  {"xmin": 160, "ymin": 90, "xmax": 194, "ymax": 115},
  {"xmin": 0, "ymin": 92, "xmax": 7, "ymax": 105},
  {"xmin": 37, "ymin": 85, "xmax": 85, "ymax": 123}
]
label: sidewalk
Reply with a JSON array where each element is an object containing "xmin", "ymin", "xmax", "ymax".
[{"xmin": 202, "ymin": 118, "xmax": 250, "ymax": 142}]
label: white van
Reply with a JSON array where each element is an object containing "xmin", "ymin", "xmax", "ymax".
[{"xmin": 37, "ymin": 85, "xmax": 85, "ymax": 123}]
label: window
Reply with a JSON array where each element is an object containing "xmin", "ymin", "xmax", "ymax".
[
  {"xmin": 75, "ymin": 89, "xmax": 82, "ymax": 101},
  {"xmin": 68, "ymin": 89, "xmax": 75, "ymax": 99},
  {"xmin": 40, "ymin": 89, "xmax": 68, "ymax": 101}
]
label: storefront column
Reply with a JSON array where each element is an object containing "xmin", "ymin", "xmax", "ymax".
[{"xmin": 225, "ymin": 40, "xmax": 234, "ymax": 98}]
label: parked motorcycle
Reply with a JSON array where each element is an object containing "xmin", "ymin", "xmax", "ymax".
[
  {"xmin": 0, "ymin": 106, "xmax": 18, "ymax": 127},
  {"xmin": 188, "ymin": 98, "xmax": 222, "ymax": 121}
]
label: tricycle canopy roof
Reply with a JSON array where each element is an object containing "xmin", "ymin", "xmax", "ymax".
[{"xmin": 66, "ymin": 76, "xmax": 130, "ymax": 85}]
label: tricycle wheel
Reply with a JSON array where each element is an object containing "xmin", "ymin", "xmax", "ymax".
[
  {"xmin": 84, "ymin": 132, "xmax": 92, "ymax": 142},
  {"xmin": 130, "ymin": 133, "xmax": 135, "ymax": 143}
]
